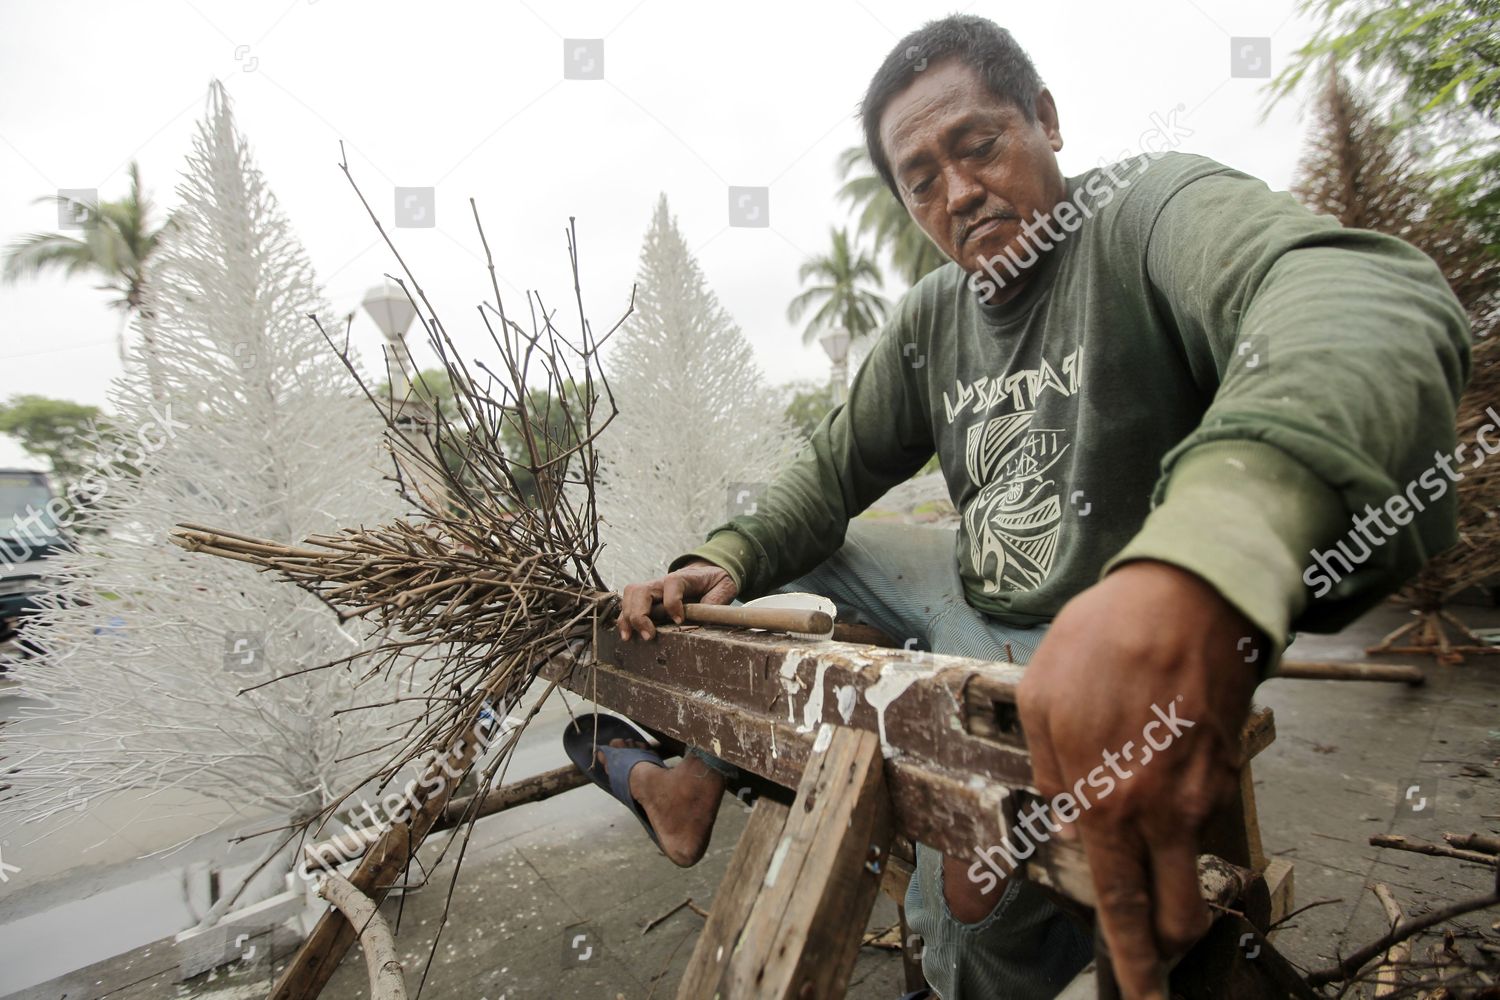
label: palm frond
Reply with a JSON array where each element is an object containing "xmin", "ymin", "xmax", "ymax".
[{"xmin": 0, "ymin": 232, "xmax": 97, "ymax": 283}]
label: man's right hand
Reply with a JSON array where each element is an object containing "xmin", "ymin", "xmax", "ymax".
[{"xmin": 617, "ymin": 559, "xmax": 738, "ymax": 641}]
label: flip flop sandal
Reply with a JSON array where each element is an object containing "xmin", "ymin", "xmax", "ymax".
[
  {"xmin": 636, "ymin": 723, "xmax": 686, "ymax": 758},
  {"xmin": 562, "ymin": 713, "xmax": 667, "ymax": 849}
]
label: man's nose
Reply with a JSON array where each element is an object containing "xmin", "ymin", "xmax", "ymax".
[{"xmin": 944, "ymin": 165, "xmax": 986, "ymax": 220}]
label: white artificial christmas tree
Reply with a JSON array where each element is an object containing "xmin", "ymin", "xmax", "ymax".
[
  {"xmin": 597, "ymin": 194, "xmax": 799, "ymax": 588},
  {"xmin": 0, "ymin": 82, "xmax": 417, "ymax": 925}
]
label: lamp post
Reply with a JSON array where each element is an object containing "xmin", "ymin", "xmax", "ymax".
[
  {"xmin": 360, "ymin": 281, "xmax": 448, "ymax": 505},
  {"xmin": 361, "ymin": 281, "xmax": 417, "ymax": 397},
  {"xmin": 819, "ymin": 327, "xmax": 852, "ymax": 406}
]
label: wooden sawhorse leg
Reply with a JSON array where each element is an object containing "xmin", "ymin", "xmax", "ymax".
[{"xmin": 677, "ymin": 725, "xmax": 893, "ymax": 999}]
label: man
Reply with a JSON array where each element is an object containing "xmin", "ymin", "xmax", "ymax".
[{"xmin": 589, "ymin": 15, "xmax": 1470, "ymax": 1000}]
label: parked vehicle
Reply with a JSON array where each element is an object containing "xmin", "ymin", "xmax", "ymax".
[{"xmin": 0, "ymin": 468, "xmax": 67, "ymax": 655}]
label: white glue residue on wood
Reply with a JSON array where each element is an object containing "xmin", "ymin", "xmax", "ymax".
[
  {"xmin": 798, "ymin": 660, "xmax": 833, "ymax": 734},
  {"xmin": 862, "ymin": 659, "xmax": 939, "ymax": 759},
  {"xmin": 763, "ymin": 836, "xmax": 793, "ymax": 888},
  {"xmin": 778, "ymin": 651, "xmax": 803, "ymax": 724},
  {"xmin": 835, "ymin": 684, "xmax": 858, "ymax": 724},
  {"xmin": 812, "ymin": 721, "xmax": 833, "ymax": 755}
]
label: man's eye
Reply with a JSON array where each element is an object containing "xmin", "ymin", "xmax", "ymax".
[
  {"xmin": 909, "ymin": 177, "xmax": 934, "ymax": 197},
  {"xmin": 967, "ymin": 138, "xmax": 996, "ymax": 158}
]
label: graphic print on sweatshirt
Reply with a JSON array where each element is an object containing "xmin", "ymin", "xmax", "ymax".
[{"xmin": 943, "ymin": 348, "xmax": 1081, "ymax": 595}]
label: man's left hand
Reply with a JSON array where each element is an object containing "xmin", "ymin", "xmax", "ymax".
[{"xmin": 1016, "ymin": 559, "xmax": 1263, "ymax": 1000}]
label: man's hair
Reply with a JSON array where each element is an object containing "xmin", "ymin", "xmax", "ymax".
[{"xmin": 860, "ymin": 15, "xmax": 1044, "ymax": 199}]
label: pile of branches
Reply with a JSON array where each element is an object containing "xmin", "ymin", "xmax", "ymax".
[
  {"xmin": 1293, "ymin": 68, "xmax": 1500, "ymax": 663},
  {"xmin": 170, "ymin": 146, "xmax": 631, "ymax": 990},
  {"xmin": 1306, "ymin": 832, "xmax": 1500, "ymax": 998},
  {"xmin": 1377, "ymin": 334, "xmax": 1500, "ymax": 662}
]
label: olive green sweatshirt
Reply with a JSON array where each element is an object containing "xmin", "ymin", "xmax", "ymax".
[{"xmin": 674, "ymin": 152, "xmax": 1471, "ymax": 657}]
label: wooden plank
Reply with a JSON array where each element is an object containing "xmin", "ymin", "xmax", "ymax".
[
  {"xmin": 723, "ymin": 725, "xmax": 892, "ymax": 998},
  {"xmin": 580, "ymin": 625, "xmax": 1275, "ymax": 778},
  {"xmin": 897, "ymin": 904, "xmax": 927, "ymax": 993},
  {"xmin": 1263, "ymin": 858, "xmax": 1295, "ymax": 937},
  {"xmin": 303, "ymin": 764, "xmax": 595, "ymax": 870},
  {"xmin": 541, "ymin": 645, "xmax": 1019, "ymax": 865},
  {"xmin": 444, "ymin": 762, "xmax": 593, "ymax": 825},
  {"xmin": 676, "ymin": 797, "xmax": 791, "ymax": 1000},
  {"xmin": 880, "ymin": 852, "xmax": 915, "ymax": 905},
  {"xmin": 1238, "ymin": 761, "xmax": 1267, "ymax": 872},
  {"xmin": 582, "ymin": 625, "xmax": 1038, "ymax": 785},
  {"xmin": 543, "ymin": 626, "xmax": 1275, "ymax": 906}
]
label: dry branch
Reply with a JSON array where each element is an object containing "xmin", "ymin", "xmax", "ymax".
[
  {"xmin": 1444, "ymin": 832, "xmax": 1500, "ymax": 856},
  {"xmin": 317, "ymin": 872, "xmax": 407, "ymax": 1000},
  {"xmin": 1370, "ymin": 833, "xmax": 1500, "ymax": 867},
  {"xmin": 1371, "ymin": 882, "xmax": 1409, "ymax": 997},
  {"xmin": 1304, "ymin": 889, "xmax": 1500, "ymax": 986}
]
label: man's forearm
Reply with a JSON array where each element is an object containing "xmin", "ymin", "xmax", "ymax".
[{"xmin": 1102, "ymin": 439, "xmax": 1346, "ymax": 664}]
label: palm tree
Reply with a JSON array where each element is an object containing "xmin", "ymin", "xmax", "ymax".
[
  {"xmin": 837, "ymin": 145, "xmax": 949, "ymax": 285},
  {"xmin": 787, "ymin": 227, "xmax": 889, "ymax": 348},
  {"xmin": 2, "ymin": 161, "xmax": 177, "ymax": 359}
]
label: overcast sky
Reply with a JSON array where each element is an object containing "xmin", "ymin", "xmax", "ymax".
[{"xmin": 0, "ymin": 0, "xmax": 1318, "ymax": 469}]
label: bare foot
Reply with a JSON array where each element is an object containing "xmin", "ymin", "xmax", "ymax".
[{"xmin": 595, "ymin": 738, "xmax": 725, "ymax": 867}]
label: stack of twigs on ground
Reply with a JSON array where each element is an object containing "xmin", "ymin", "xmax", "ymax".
[
  {"xmin": 1302, "ymin": 832, "xmax": 1500, "ymax": 998},
  {"xmin": 1375, "ymin": 336, "xmax": 1500, "ymax": 663},
  {"xmin": 1292, "ymin": 69, "xmax": 1500, "ymax": 664},
  {"xmin": 169, "ymin": 145, "xmax": 632, "ymax": 993}
]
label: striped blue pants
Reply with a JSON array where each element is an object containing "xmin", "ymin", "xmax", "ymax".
[{"xmin": 691, "ymin": 520, "xmax": 1092, "ymax": 999}]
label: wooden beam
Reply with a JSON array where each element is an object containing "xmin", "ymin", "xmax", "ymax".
[
  {"xmin": 897, "ymin": 903, "xmax": 927, "ymax": 994},
  {"xmin": 443, "ymin": 762, "xmax": 592, "ymax": 825},
  {"xmin": 303, "ymin": 764, "xmax": 596, "ymax": 870},
  {"xmin": 542, "ymin": 623, "xmax": 1276, "ymax": 910},
  {"xmin": 540, "ymin": 630, "xmax": 1021, "ymax": 865},
  {"xmin": 1263, "ymin": 859, "xmax": 1295, "ymax": 937},
  {"xmin": 679, "ymin": 725, "xmax": 892, "ymax": 999},
  {"xmin": 676, "ymin": 798, "xmax": 791, "ymax": 999}
]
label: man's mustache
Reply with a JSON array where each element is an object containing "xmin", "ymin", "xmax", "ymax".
[{"xmin": 958, "ymin": 211, "xmax": 1020, "ymax": 246}]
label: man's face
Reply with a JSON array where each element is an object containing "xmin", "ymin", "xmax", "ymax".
[{"xmin": 879, "ymin": 59, "xmax": 1065, "ymax": 282}]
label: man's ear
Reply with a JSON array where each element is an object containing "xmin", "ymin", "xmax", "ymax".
[{"xmin": 1035, "ymin": 87, "xmax": 1063, "ymax": 152}]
